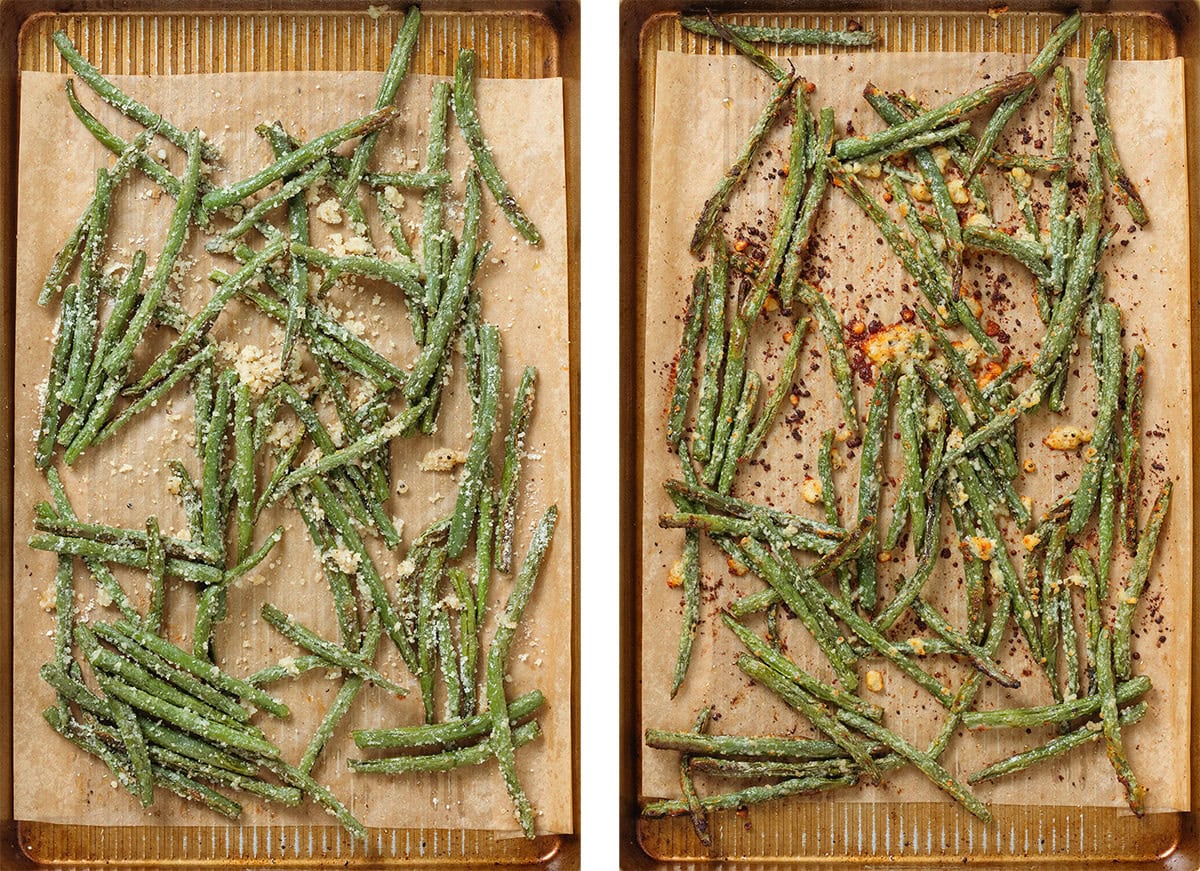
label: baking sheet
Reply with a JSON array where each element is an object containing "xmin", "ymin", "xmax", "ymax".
[
  {"xmin": 640, "ymin": 49, "xmax": 1191, "ymax": 813},
  {"xmin": 13, "ymin": 67, "xmax": 572, "ymax": 834}
]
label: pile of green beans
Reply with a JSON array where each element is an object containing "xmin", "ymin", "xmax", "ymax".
[
  {"xmin": 33, "ymin": 7, "xmax": 558, "ymax": 840},
  {"xmin": 649, "ymin": 15, "xmax": 1171, "ymax": 842}
]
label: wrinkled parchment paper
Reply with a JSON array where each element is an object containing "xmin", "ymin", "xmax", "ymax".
[
  {"xmin": 641, "ymin": 50, "xmax": 1190, "ymax": 813},
  {"xmin": 14, "ymin": 69, "xmax": 572, "ymax": 834}
]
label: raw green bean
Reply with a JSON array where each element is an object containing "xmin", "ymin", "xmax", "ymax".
[
  {"xmin": 350, "ymin": 720, "xmax": 542, "ymax": 775},
  {"xmin": 112, "ymin": 620, "xmax": 289, "ymax": 718},
  {"xmin": 1086, "ymin": 30, "xmax": 1148, "ymax": 224},
  {"xmin": 35, "ymin": 282, "xmax": 78, "ymax": 468},
  {"xmin": 738, "ymin": 657, "xmax": 880, "ymax": 781},
  {"xmin": 962, "ymin": 11, "xmax": 1081, "ymax": 179},
  {"xmin": 454, "ymin": 49, "xmax": 541, "ymax": 243},
  {"xmin": 92, "ymin": 344, "xmax": 218, "ymax": 450},
  {"xmin": 835, "ymin": 73, "xmax": 1033, "ymax": 162},
  {"xmin": 353, "ymin": 689, "xmax": 544, "ymax": 750},
  {"xmin": 1113, "ymin": 482, "xmax": 1172, "ymax": 679},
  {"xmin": 406, "ymin": 170, "xmax": 482, "ymax": 399},
  {"xmin": 339, "ymin": 5, "xmax": 421, "ymax": 205},
  {"xmin": 691, "ymin": 74, "xmax": 798, "ymax": 252},
  {"xmin": 486, "ymin": 504, "xmax": 558, "ymax": 838},
  {"xmin": 260, "ymin": 603, "xmax": 407, "ymax": 696},
  {"xmin": 52, "ymin": 31, "xmax": 220, "ymax": 161},
  {"xmin": 200, "ymin": 107, "xmax": 397, "ymax": 213},
  {"xmin": 104, "ymin": 130, "xmax": 202, "ymax": 377},
  {"xmin": 449, "ymin": 323, "xmax": 502, "ymax": 558},
  {"xmin": 495, "ymin": 367, "xmax": 537, "ymax": 572},
  {"xmin": 299, "ymin": 613, "xmax": 382, "ymax": 775}
]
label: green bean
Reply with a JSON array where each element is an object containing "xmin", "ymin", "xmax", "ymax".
[
  {"xmin": 1048, "ymin": 65, "xmax": 1072, "ymax": 311},
  {"xmin": 63, "ymin": 168, "xmax": 112, "ymax": 407},
  {"xmin": 963, "ymin": 673, "xmax": 1152, "ymax": 731},
  {"xmin": 667, "ymin": 269, "xmax": 708, "ymax": 448},
  {"xmin": 692, "ymin": 240, "xmax": 728, "ymax": 463},
  {"xmin": 659, "ymin": 512, "xmax": 835, "ymax": 555},
  {"xmin": 444, "ymin": 569, "xmax": 477, "ymax": 716},
  {"xmin": 132, "ymin": 240, "xmax": 285, "ymax": 392},
  {"xmin": 494, "ymin": 367, "xmax": 537, "ymax": 572},
  {"xmin": 865, "ymin": 87, "xmax": 963, "ymax": 290},
  {"xmin": 754, "ymin": 87, "xmax": 810, "ymax": 299},
  {"xmin": 723, "ymin": 614, "xmax": 881, "ymax": 721},
  {"xmin": 779, "ymin": 108, "xmax": 834, "ymax": 307},
  {"xmin": 836, "ymin": 73, "xmax": 1033, "ymax": 162},
  {"xmin": 989, "ymin": 152, "xmax": 1070, "ymax": 173},
  {"xmin": 794, "ymin": 281, "xmax": 858, "ymax": 434},
  {"xmin": 145, "ymin": 743, "xmax": 299, "ymax": 806},
  {"xmin": 1039, "ymin": 522, "xmax": 1067, "ymax": 698},
  {"xmin": 738, "ymin": 657, "xmax": 880, "ymax": 781},
  {"xmin": 33, "ymin": 511, "xmax": 218, "ymax": 566},
  {"xmin": 1113, "ymin": 482, "xmax": 1172, "ymax": 679},
  {"xmin": 661, "ymin": 485, "xmax": 846, "ymax": 543},
  {"xmin": 35, "ymin": 282, "xmax": 78, "ymax": 468},
  {"xmin": 200, "ymin": 369, "xmax": 233, "ymax": 562},
  {"xmin": 39, "ymin": 197, "xmax": 89, "ymax": 306},
  {"xmin": 691, "ymin": 74, "xmax": 798, "ymax": 252},
  {"xmin": 1086, "ymin": 30, "xmax": 1148, "ymax": 224},
  {"xmin": 679, "ymin": 707, "xmax": 713, "ymax": 846},
  {"xmin": 367, "ymin": 170, "xmax": 452, "ymax": 190},
  {"xmin": 872, "ymin": 552, "xmax": 937, "ymax": 634},
  {"xmin": 962, "ymin": 11, "xmax": 1081, "ymax": 179},
  {"xmin": 416, "ymin": 547, "xmax": 446, "ymax": 722},
  {"xmin": 743, "ymin": 320, "xmax": 807, "ymax": 460},
  {"xmin": 642, "ymin": 774, "xmax": 857, "ymax": 819},
  {"xmin": 353, "ymin": 690, "xmax": 544, "ymax": 752},
  {"xmin": 453, "ymin": 49, "xmax": 541, "ymax": 244},
  {"xmin": 350, "ymin": 719, "xmax": 542, "ymax": 775},
  {"xmin": 716, "ymin": 370, "xmax": 760, "ymax": 494},
  {"xmin": 962, "ymin": 225, "xmax": 1051, "ymax": 283},
  {"xmin": 53, "ymin": 31, "xmax": 220, "ymax": 161},
  {"xmin": 27, "ymin": 533, "xmax": 222, "ymax": 585},
  {"xmin": 670, "ymin": 528, "xmax": 701, "ymax": 700},
  {"xmin": 271, "ymin": 399, "xmax": 429, "ymax": 501},
  {"xmin": 697, "ymin": 13, "xmax": 787, "ymax": 81},
  {"xmin": 1060, "ymin": 572, "xmax": 1081, "ymax": 702},
  {"xmin": 1096, "ymin": 458, "xmax": 1117, "ymax": 596},
  {"xmin": 104, "ymin": 130, "xmax": 202, "ymax": 377},
  {"xmin": 406, "ymin": 170, "xmax": 483, "ymax": 399},
  {"xmin": 439, "ymin": 603, "xmax": 467, "ymax": 718},
  {"xmin": 226, "ymin": 526, "xmax": 284, "ymax": 583},
  {"xmin": 487, "ymin": 505, "xmax": 558, "ymax": 838},
  {"xmin": 95, "ymin": 671, "xmax": 277, "ymax": 756},
  {"xmin": 1072, "ymin": 549, "xmax": 1100, "ymax": 691},
  {"xmin": 200, "ymin": 107, "xmax": 396, "ymax": 213},
  {"xmin": 112, "ymin": 620, "xmax": 289, "ymax": 718},
  {"xmin": 261, "ymin": 759, "xmax": 365, "ymax": 839},
  {"xmin": 858, "ymin": 119, "xmax": 974, "ymax": 164},
  {"xmin": 1034, "ymin": 151, "xmax": 1105, "ymax": 379},
  {"xmin": 141, "ymin": 516, "xmax": 164, "ymax": 634},
  {"xmin": 1120, "ymin": 345, "xmax": 1146, "ymax": 551},
  {"xmin": 191, "ymin": 584, "xmax": 224, "ymax": 661},
  {"xmin": 952, "ymin": 461, "xmax": 1041, "ymax": 661},
  {"xmin": 855, "ymin": 362, "xmax": 897, "ymax": 610},
  {"xmin": 911, "ymin": 598, "xmax": 1020, "ymax": 688},
  {"xmin": 726, "ymin": 517, "xmax": 873, "ymax": 617},
  {"xmin": 447, "ymin": 324, "xmax": 502, "ymax": 559},
  {"xmin": 246, "ymin": 655, "xmax": 330, "ymax": 686},
  {"xmin": 680, "ymin": 18, "xmax": 876, "ymax": 46},
  {"xmin": 970, "ymin": 701, "xmax": 1148, "ymax": 784},
  {"xmin": 837, "ymin": 709, "xmax": 990, "ymax": 820},
  {"xmin": 211, "ymin": 160, "xmax": 328, "ymax": 250},
  {"xmin": 418, "ymin": 81, "xmax": 452, "ymax": 328},
  {"xmin": 694, "ymin": 756, "xmax": 861, "ymax": 782},
  {"xmin": 91, "ymin": 344, "xmax": 218, "ymax": 451},
  {"xmin": 289, "ymin": 241, "xmax": 421, "ymax": 299},
  {"xmin": 260, "ymin": 603, "xmax": 406, "ymax": 697},
  {"xmin": 299, "ymin": 613, "xmax": 382, "ymax": 775},
  {"xmin": 1098, "ymin": 628, "xmax": 1144, "ymax": 813},
  {"xmin": 1068, "ymin": 304, "xmax": 1123, "ymax": 533},
  {"xmin": 338, "ymin": 5, "xmax": 421, "ymax": 206},
  {"xmin": 50, "ymin": 552, "xmax": 75, "ymax": 684}
]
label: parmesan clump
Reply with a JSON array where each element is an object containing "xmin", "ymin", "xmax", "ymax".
[
  {"xmin": 1043, "ymin": 425, "xmax": 1093, "ymax": 451},
  {"xmin": 314, "ymin": 199, "xmax": 343, "ymax": 225},
  {"xmin": 420, "ymin": 447, "xmax": 467, "ymax": 472},
  {"xmin": 325, "ymin": 546, "xmax": 362, "ymax": 575},
  {"xmin": 800, "ymin": 476, "xmax": 823, "ymax": 504},
  {"xmin": 228, "ymin": 344, "xmax": 283, "ymax": 396},
  {"xmin": 863, "ymin": 323, "xmax": 930, "ymax": 368}
]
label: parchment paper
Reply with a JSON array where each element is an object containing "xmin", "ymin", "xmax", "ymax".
[
  {"xmin": 14, "ymin": 69, "xmax": 572, "ymax": 834},
  {"xmin": 641, "ymin": 50, "xmax": 1191, "ymax": 813}
]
